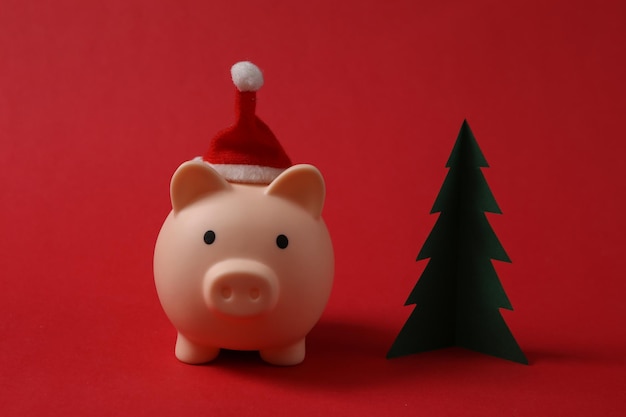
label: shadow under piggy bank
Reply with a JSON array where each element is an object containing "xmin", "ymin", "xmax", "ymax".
[{"xmin": 204, "ymin": 319, "xmax": 413, "ymax": 390}]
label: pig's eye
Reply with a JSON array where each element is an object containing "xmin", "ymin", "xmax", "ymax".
[
  {"xmin": 203, "ymin": 230, "xmax": 216, "ymax": 245},
  {"xmin": 276, "ymin": 234, "xmax": 289, "ymax": 249}
]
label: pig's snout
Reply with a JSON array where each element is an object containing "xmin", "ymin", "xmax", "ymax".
[{"xmin": 204, "ymin": 259, "xmax": 279, "ymax": 317}]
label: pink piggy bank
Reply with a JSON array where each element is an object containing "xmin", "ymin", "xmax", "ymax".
[
  {"xmin": 154, "ymin": 160, "xmax": 334, "ymax": 366},
  {"xmin": 154, "ymin": 61, "xmax": 334, "ymax": 366}
]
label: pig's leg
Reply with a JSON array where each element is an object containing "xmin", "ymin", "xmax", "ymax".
[
  {"xmin": 260, "ymin": 338, "xmax": 305, "ymax": 366},
  {"xmin": 174, "ymin": 333, "xmax": 220, "ymax": 364}
]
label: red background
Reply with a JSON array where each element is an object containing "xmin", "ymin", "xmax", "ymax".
[{"xmin": 1, "ymin": 0, "xmax": 624, "ymax": 415}]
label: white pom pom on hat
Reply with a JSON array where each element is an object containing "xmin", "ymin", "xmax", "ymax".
[
  {"xmin": 230, "ymin": 61, "xmax": 264, "ymax": 92},
  {"xmin": 202, "ymin": 61, "xmax": 292, "ymax": 184}
]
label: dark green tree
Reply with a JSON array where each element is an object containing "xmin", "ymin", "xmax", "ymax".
[{"xmin": 387, "ymin": 120, "xmax": 527, "ymax": 364}]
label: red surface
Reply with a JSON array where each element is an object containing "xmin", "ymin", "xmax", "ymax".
[{"xmin": 1, "ymin": 0, "xmax": 624, "ymax": 415}]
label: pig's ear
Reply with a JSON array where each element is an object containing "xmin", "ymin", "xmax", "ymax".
[
  {"xmin": 170, "ymin": 160, "xmax": 231, "ymax": 212},
  {"xmin": 265, "ymin": 164, "xmax": 326, "ymax": 218}
]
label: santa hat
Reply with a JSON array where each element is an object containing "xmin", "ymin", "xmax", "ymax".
[{"xmin": 202, "ymin": 61, "xmax": 292, "ymax": 184}]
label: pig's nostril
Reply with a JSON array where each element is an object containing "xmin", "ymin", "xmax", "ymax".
[
  {"xmin": 221, "ymin": 286, "xmax": 232, "ymax": 299},
  {"xmin": 249, "ymin": 288, "xmax": 260, "ymax": 300}
]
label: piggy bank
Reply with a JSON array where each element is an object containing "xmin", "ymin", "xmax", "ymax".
[{"xmin": 154, "ymin": 160, "xmax": 334, "ymax": 365}]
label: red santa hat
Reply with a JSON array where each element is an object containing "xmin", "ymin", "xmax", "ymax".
[{"xmin": 201, "ymin": 61, "xmax": 292, "ymax": 184}]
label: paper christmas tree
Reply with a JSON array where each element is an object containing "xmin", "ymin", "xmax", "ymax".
[{"xmin": 387, "ymin": 120, "xmax": 527, "ymax": 364}]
